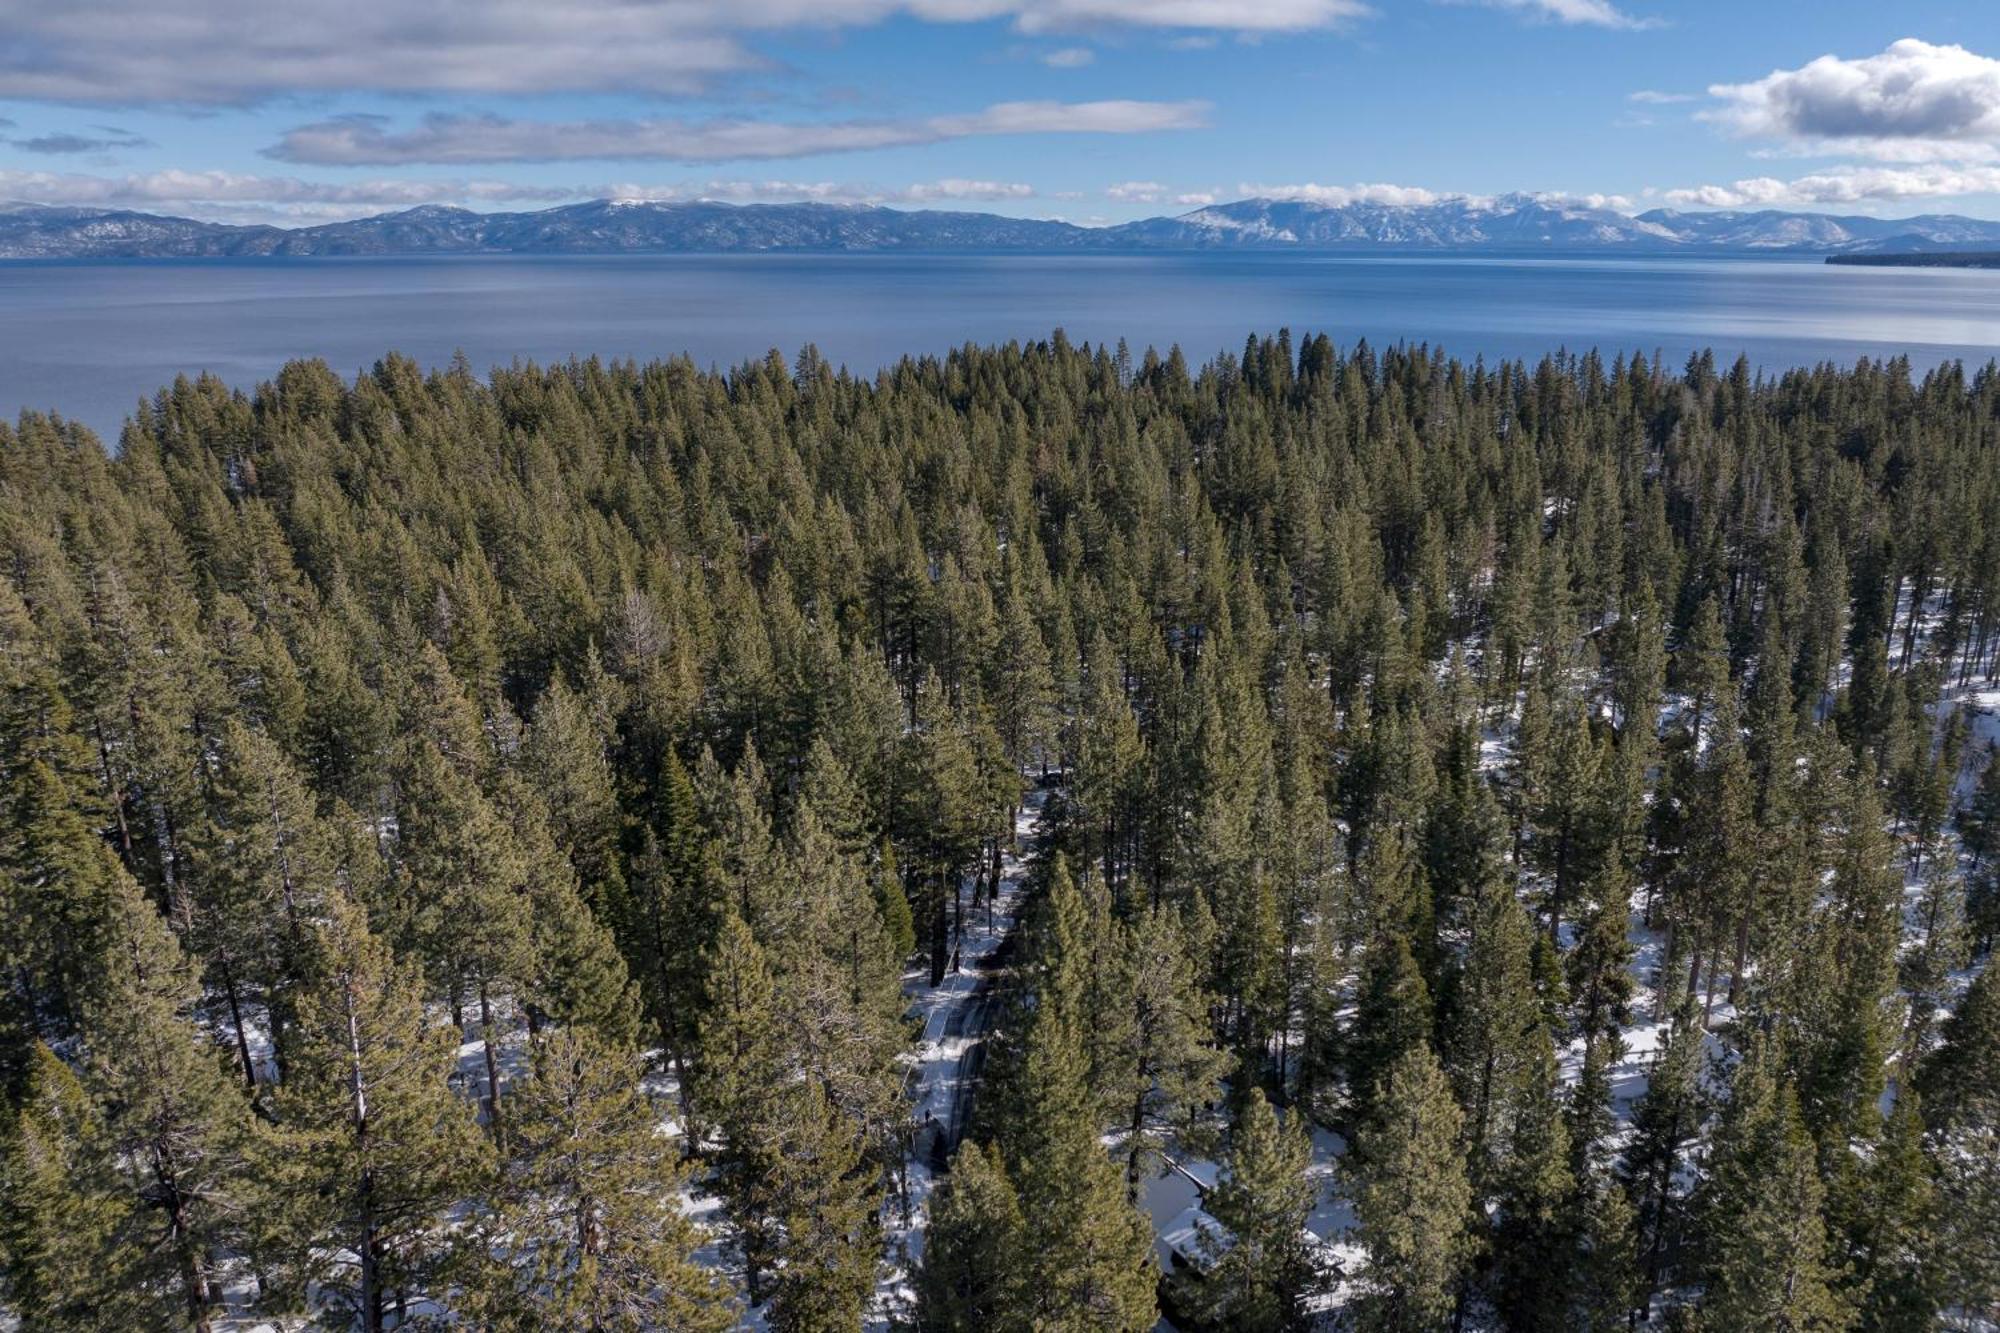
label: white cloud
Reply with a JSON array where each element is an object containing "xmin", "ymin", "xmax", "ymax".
[
  {"xmin": 1105, "ymin": 180, "xmax": 1166, "ymax": 202},
  {"xmin": 7, "ymin": 127, "xmax": 152, "ymax": 154},
  {"xmin": 1704, "ymin": 39, "xmax": 2000, "ymax": 160},
  {"xmin": 599, "ymin": 177, "xmax": 1037, "ymax": 204},
  {"xmin": 1628, "ymin": 89, "xmax": 1695, "ymax": 104},
  {"xmin": 903, "ymin": 178, "xmax": 1038, "ymax": 200},
  {"xmin": 0, "ymin": 168, "xmax": 576, "ymax": 223},
  {"xmin": 1220, "ymin": 183, "xmax": 1642, "ymax": 212},
  {"xmin": 268, "ymin": 101, "xmax": 1209, "ymax": 166},
  {"xmin": 1661, "ymin": 163, "xmax": 2000, "ymax": 208},
  {"xmin": 1174, "ymin": 190, "xmax": 1219, "ymax": 205},
  {"xmin": 0, "ymin": 168, "xmax": 1046, "ymax": 220},
  {"xmin": 1453, "ymin": 0, "xmax": 1658, "ymax": 31},
  {"xmin": 1041, "ymin": 46, "xmax": 1095, "ymax": 67},
  {"xmin": 1535, "ymin": 190, "xmax": 1635, "ymax": 210},
  {"xmin": 1237, "ymin": 181, "xmax": 1449, "ymax": 206},
  {"xmin": 0, "ymin": 168, "xmax": 571, "ymax": 208},
  {"xmin": 1005, "ymin": 0, "xmax": 1366, "ymax": 34},
  {"xmin": 0, "ymin": 0, "xmax": 1364, "ymax": 103}
]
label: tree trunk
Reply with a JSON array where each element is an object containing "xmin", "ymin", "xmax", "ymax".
[
  {"xmin": 1727, "ymin": 909, "xmax": 1750, "ymax": 1006},
  {"xmin": 155, "ymin": 1152, "xmax": 215, "ymax": 1333},
  {"xmin": 1125, "ymin": 1092, "xmax": 1147, "ymax": 1201},
  {"xmin": 344, "ymin": 971, "xmax": 383, "ymax": 1333},
  {"xmin": 479, "ymin": 980, "xmax": 504, "ymax": 1146},
  {"xmin": 929, "ymin": 877, "xmax": 949, "ymax": 987},
  {"xmin": 219, "ymin": 958, "xmax": 258, "ymax": 1089}
]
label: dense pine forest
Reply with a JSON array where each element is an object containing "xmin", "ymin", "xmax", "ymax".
[{"xmin": 3, "ymin": 332, "xmax": 1999, "ymax": 1332}]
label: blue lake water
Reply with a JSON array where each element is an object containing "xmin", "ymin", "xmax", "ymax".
[{"xmin": 6, "ymin": 251, "xmax": 2000, "ymax": 442}]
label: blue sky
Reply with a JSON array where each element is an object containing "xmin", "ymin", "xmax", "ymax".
[{"xmin": 1, "ymin": 0, "xmax": 1997, "ymax": 225}]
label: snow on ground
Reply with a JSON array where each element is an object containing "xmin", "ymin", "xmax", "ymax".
[
  {"xmin": 866, "ymin": 787, "xmax": 1042, "ymax": 1330},
  {"xmin": 1303, "ymin": 1127, "xmax": 1365, "ymax": 1316},
  {"xmin": 188, "ymin": 636, "xmax": 2000, "ymax": 1331},
  {"xmin": 1141, "ymin": 1122, "xmax": 1359, "ymax": 1332}
]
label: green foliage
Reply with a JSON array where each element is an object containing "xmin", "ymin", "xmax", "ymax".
[
  {"xmin": 4, "ymin": 335, "xmax": 2000, "ymax": 1328},
  {"xmin": 976, "ymin": 856, "xmax": 1159, "ymax": 1331},
  {"xmin": 1178, "ymin": 1088, "xmax": 1323, "ymax": 1332},
  {"xmin": 254, "ymin": 898, "xmax": 492, "ymax": 1330},
  {"xmin": 461, "ymin": 1027, "xmax": 733, "ymax": 1332},
  {"xmin": 0, "ymin": 1045, "xmax": 148, "ymax": 1330},
  {"xmin": 916, "ymin": 1141, "xmax": 1028, "ymax": 1333},
  {"xmin": 1346, "ymin": 1042, "xmax": 1474, "ymax": 1333},
  {"xmin": 1694, "ymin": 1052, "xmax": 1852, "ymax": 1331}
]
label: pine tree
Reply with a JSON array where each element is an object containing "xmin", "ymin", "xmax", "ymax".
[
  {"xmin": 1831, "ymin": 1090, "xmax": 1941, "ymax": 1332},
  {"xmin": 1071, "ymin": 630, "xmax": 1145, "ymax": 897},
  {"xmin": 987, "ymin": 563, "xmax": 1057, "ymax": 777},
  {"xmin": 1900, "ymin": 837, "xmax": 1967, "ymax": 1061},
  {"xmin": 767, "ymin": 1082, "xmax": 880, "ymax": 1333},
  {"xmin": 1695, "ymin": 1054, "xmax": 1851, "ymax": 1331},
  {"xmin": 1346, "ymin": 1042, "xmax": 1473, "ymax": 1333},
  {"xmin": 0, "ymin": 755, "xmax": 122, "ymax": 1043},
  {"xmin": 1918, "ymin": 963, "xmax": 1999, "ymax": 1134},
  {"xmin": 900, "ymin": 671, "xmax": 987, "ymax": 985},
  {"xmin": 1960, "ymin": 741, "xmax": 2000, "ymax": 870},
  {"xmin": 1527, "ymin": 708, "xmax": 1611, "ymax": 941},
  {"xmin": 1567, "ymin": 885, "xmax": 1635, "ymax": 1064},
  {"xmin": 691, "ymin": 910, "xmax": 786, "ymax": 1304},
  {"xmin": 1913, "ymin": 973, "xmax": 2000, "ymax": 1314},
  {"xmin": 514, "ymin": 814, "xmax": 641, "ymax": 1045},
  {"xmin": 0, "ymin": 1044, "xmax": 149, "ymax": 1331},
  {"xmin": 463, "ymin": 1026, "xmax": 733, "ymax": 1333},
  {"xmin": 520, "ymin": 672, "xmax": 627, "ymax": 914},
  {"xmin": 874, "ymin": 835, "xmax": 916, "ymax": 961},
  {"xmin": 1112, "ymin": 902, "xmax": 1226, "ymax": 1194},
  {"xmin": 1677, "ymin": 594, "xmax": 1732, "ymax": 753},
  {"xmin": 994, "ymin": 857, "xmax": 1158, "ymax": 1332},
  {"xmin": 1621, "ymin": 999, "xmax": 1705, "ymax": 1309},
  {"xmin": 186, "ymin": 719, "xmax": 337, "ymax": 1084},
  {"xmin": 1488, "ymin": 1040, "xmax": 1576, "ymax": 1332},
  {"xmin": 1180, "ymin": 1087, "xmax": 1322, "ymax": 1332},
  {"xmin": 1346, "ymin": 928, "xmax": 1433, "ymax": 1130},
  {"xmin": 618, "ymin": 748, "xmax": 719, "ymax": 1079},
  {"xmin": 916, "ymin": 1141, "xmax": 1029, "ymax": 1333},
  {"xmin": 80, "ymin": 869, "xmax": 253, "ymax": 1332},
  {"xmin": 1794, "ymin": 765, "xmax": 1903, "ymax": 1143},
  {"xmin": 1570, "ymin": 1164, "xmax": 1641, "ymax": 1332},
  {"xmin": 1442, "ymin": 873, "xmax": 1546, "ymax": 1198},
  {"xmin": 1933, "ymin": 1106, "xmax": 2000, "ymax": 1325},
  {"xmin": 796, "ymin": 733, "xmax": 878, "ymax": 863},
  {"xmin": 255, "ymin": 898, "xmax": 490, "ymax": 1332},
  {"xmin": 390, "ymin": 724, "xmax": 534, "ymax": 1140},
  {"xmin": 769, "ymin": 799, "xmax": 909, "ymax": 1198}
]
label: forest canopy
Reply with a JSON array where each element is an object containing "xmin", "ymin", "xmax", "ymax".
[{"xmin": 1, "ymin": 332, "xmax": 1998, "ymax": 1330}]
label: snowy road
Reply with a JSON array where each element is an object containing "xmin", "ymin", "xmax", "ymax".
[{"xmin": 871, "ymin": 785, "xmax": 1044, "ymax": 1325}]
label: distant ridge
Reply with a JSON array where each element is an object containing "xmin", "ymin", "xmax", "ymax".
[{"xmin": 6, "ymin": 194, "xmax": 2000, "ymax": 259}]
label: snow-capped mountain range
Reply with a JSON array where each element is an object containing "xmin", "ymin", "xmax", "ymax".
[{"xmin": 4, "ymin": 193, "xmax": 1999, "ymax": 258}]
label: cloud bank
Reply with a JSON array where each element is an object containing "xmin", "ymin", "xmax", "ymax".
[
  {"xmin": 8, "ymin": 127, "xmax": 152, "ymax": 155},
  {"xmin": 0, "ymin": 168, "xmax": 1044, "ymax": 221},
  {"xmin": 266, "ymin": 102, "xmax": 1209, "ymax": 166},
  {"xmin": 1705, "ymin": 39, "xmax": 2000, "ymax": 160},
  {"xmin": 0, "ymin": 170, "xmax": 573, "ymax": 209},
  {"xmin": 1663, "ymin": 163, "xmax": 2000, "ymax": 209},
  {"xmin": 1664, "ymin": 40, "xmax": 2000, "ymax": 207},
  {"xmin": 0, "ymin": 0, "xmax": 1362, "ymax": 104},
  {"xmin": 1236, "ymin": 181, "xmax": 1449, "ymax": 206}
]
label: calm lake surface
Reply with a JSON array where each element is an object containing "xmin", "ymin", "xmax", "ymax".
[{"xmin": 6, "ymin": 251, "xmax": 2000, "ymax": 441}]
